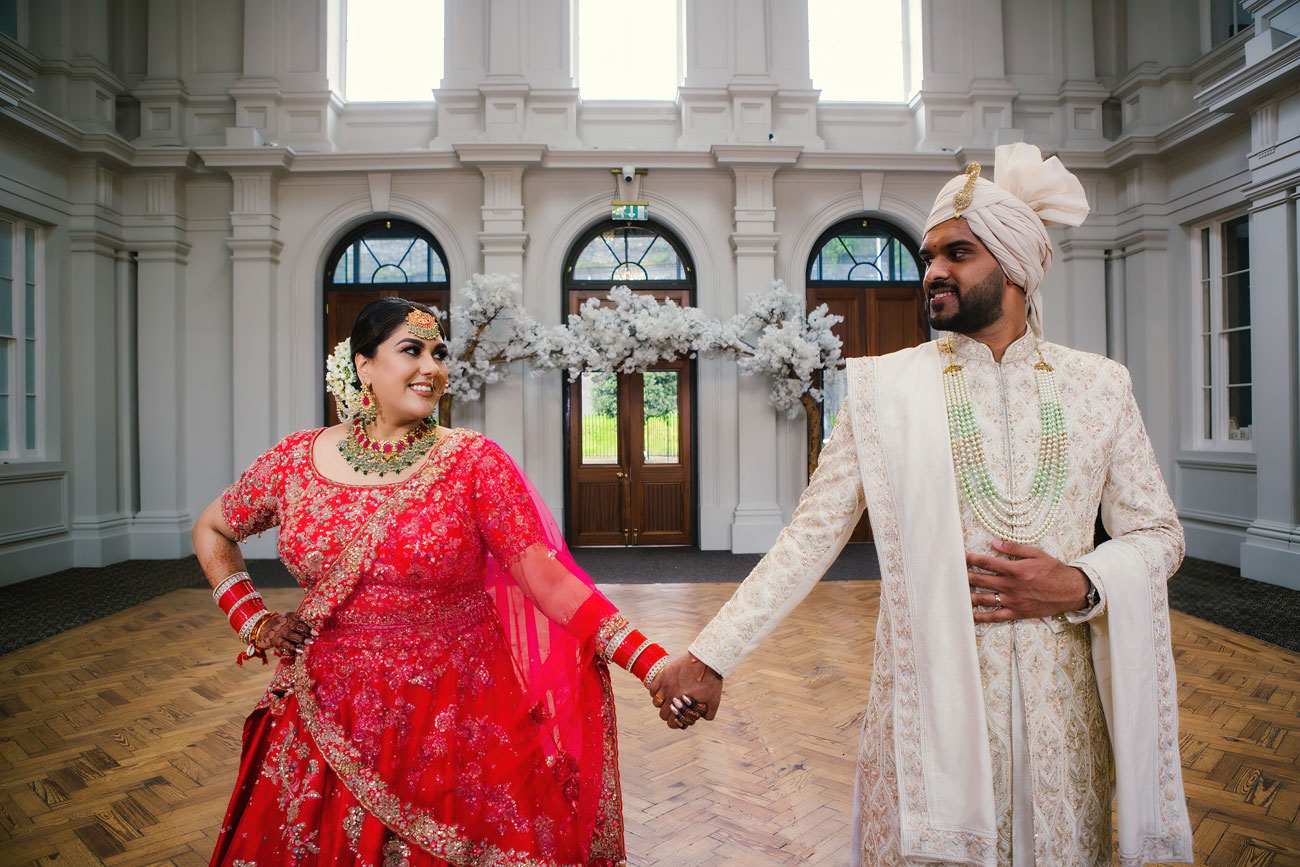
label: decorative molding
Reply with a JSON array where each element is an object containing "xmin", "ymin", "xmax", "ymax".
[
  {"xmin": 541, "ymin": 150, "xmax": 717, "ymax": 170},
  {"xmin": 1176, "ymin": 454, "xmax": 1258, "ymax": 473},
  {"xmin": 860, "ymin": 172, "xmax": 884, "ymax": 212},
  {"xmin": 796, "ymin": 151, "xmax": 968, "ymax": 172},
  {"xmin": 710, "ymin": 144, "xmax": 804, "ymax": 166},
  {"xmin": 289, "ymin": 152, "xmax": 462, "ymax": 173},
  {"xmin": 367, "ymin": 173, "xmax": 392, "ymax": 213},
  {"xmin": 0, "ymin": 471, "xmax": 69, "ymax": 545},
  {"xmin": 194, "ymin": 147, "xmax": 294, "ymax": 171},
  {"xmin": 478, "ymin": 232, "xmax": 529, "ymax": 256},
  {"xmin": 454, "ymin": 143, "xmax": 547, "ymax": 165},
  {"xmin": 133, "ymin": 239, "xmax": 193, "ymax": 264},
  {"xmin": 1177, "ymin": 507, "xmax": 1255, "ymax": 529},
  {"xmin": 1195, "ymin": 36, "xmax": 1300, "ymax": 114}
]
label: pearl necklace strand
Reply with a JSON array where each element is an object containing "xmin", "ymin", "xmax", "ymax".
[{"xmin": 942, "ymin": 336, "xmax": 1068, "ymax": 544}]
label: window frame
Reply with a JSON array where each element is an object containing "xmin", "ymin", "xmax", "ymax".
[
  {"xmin": 1191, "ymin": 212, "xmax": 1253, "ymax": 452},
  {"xmin": 0, "ymin": 214, "xmax": 43, "ymax": 461},
  {"xmin": 562, "ymin": 219, "xmax": 696, "ymax": 306}
]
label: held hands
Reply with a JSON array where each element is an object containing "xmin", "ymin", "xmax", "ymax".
[
  {"xmin": 255, "ymin": 611, "xmax": 318, "ymax": 657},
  {"xmin": 645, "ymin": 653, "xmax": 723, "ymax": 731},
  {"xmin": 966, "ymin": 539, "xmax": 1091, "ymax": 623}
]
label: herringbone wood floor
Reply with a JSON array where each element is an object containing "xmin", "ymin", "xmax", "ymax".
[{"xmin": 0, "ymin": 582, "xmax": 1296, "ymax": 866}]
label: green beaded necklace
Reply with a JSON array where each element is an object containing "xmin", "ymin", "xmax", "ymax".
[
  {"xmin": 338, "ymin": 417, "xmax": 439, "ymax": 477},
  {"xmin": 942, "ymin": 336, "xmax": 1068, "ymax": 544}
]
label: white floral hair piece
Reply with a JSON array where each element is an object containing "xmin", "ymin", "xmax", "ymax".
[{"xmin": 325, "ymin": 338, "xmax": 360, "ymax": 421}]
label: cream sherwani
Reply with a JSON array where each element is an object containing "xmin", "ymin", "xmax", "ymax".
[{"xmin": 690, "ymin": 332, "xmax": 1191, "ymax": 867}]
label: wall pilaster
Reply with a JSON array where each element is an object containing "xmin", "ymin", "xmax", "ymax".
[
  {"xmin": 133, "ymin": 238, "xmax": 192, "ymax": 557},
  {"xmin": 230, "ymin": 0, "xmax": 342, "ymax": 151},
  {"xmin": 434, "ymin": 0, "xmax": 579, "ymax": 148},
  {"xmin": 715, "ymin": 145, "xmax": 801, "ymax": 552},
  {"xmin": 454, "ymin": 144, "xmax": 546, "ymax": 461},
  {"xmin": 1052, "ymin": 232, "xmax": 1109, "ymax": 356},
  {"xmin": 1115, "ymin": 224, "xmax": 1176, "ymax": 484},
  {"xmin": 1240, "ymin": 185, "xmax": 1300, "ymax": 588}
]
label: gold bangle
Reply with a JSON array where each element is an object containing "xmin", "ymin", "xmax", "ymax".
[{"xmin": 249, "ymin": 611, "xmax": 276, "ymax": 647}]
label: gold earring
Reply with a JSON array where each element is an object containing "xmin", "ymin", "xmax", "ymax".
[{"xmin": 359, "ymin": 382, "xmax": 378, "ymax": 424}]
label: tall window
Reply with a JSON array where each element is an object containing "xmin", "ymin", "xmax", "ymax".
[
  {"xmin": 808, "ymin": 0, "xmax": 907, "ymax": 102},
  {"xmin": 0, "ymin": 216, "xmax": 41, "ymax": 457},
  {"xmin": 1194, "ymin": 215, "xmax": 1252, "ymax": 445},
  {"xmin": 345, "ymin": 0, "xmax": 444, "ymax": 101},
  {"xmin": 578, "ymin": 0, "xmax": 678, "ymax": 100}
]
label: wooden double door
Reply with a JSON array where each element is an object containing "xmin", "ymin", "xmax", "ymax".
[{"xmin": 566, "ymin": 360, "xmax": 694, "ymax": 547}]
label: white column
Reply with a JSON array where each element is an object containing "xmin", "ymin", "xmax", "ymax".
[
  {"xmin": 677, "ymin": 0, "xmax": 733, "ymax": 147},
  {"xmin": 1052, "ymin": 233, "xmax": 1108, "ymax": 356},
  {"xmin": 1105, "ymin": 248, "xmax": 1126, "ymax": 364},
  {"xmin": 133, "ymin": 239, "xmax": 192, "ymax": 557},
  {"xmin": 198, "ymin": 154, "xmax": 290, "ymax": 524},
  {"xmin": 115, "ymin": 249, "xmax": 138, "ymax": 518},
  {"xmin": 1239, "ymin": 187, "xmax": 1300, "ymax": 588},
  {"xmin": 134, "ymin": 0, "xmax": 189, "ymax": 145},
  {"xmin": 454, "ymin": 144, "xmax": 545, "ymax": 461},
  {"xmin": 231, "ymin": 0, "xmax": 281, "ymax": 139},
  {"xmin": 1058, "ymin": 0, "xmax": 1109, "ymax": 149},
  {"xmin": 1117, "ymin": 225, "xmax": 1176, "ymax": 484},
  {"xmin": 715, "ymin": 146, "xmax": 802, "ymax": 552},
  {"xmin": 66, "ymin": 226, "xmax": 126, "ymax": 563}
]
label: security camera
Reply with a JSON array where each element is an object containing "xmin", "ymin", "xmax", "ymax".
[{"xmin": 622, "ymin": 165, "xmax": 636, "ymax": 183}]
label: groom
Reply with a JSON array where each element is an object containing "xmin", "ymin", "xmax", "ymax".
[{"xmin": 654, "ymin": 143, "xmax": 1192, "ymax": 866}]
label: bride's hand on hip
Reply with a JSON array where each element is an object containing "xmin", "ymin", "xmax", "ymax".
[{"xmin": 256, "ymin": 611, "xmax": 317, "ymax": 657}]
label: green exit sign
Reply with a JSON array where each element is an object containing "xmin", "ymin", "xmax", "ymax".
[{"xmin": 612, "ymin": 203, "xmax": 648, "ymax": 220}]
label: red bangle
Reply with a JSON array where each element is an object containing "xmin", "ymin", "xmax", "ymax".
[
  {"xmin": 630, "ymin": 644, "xmax": 668, "ymax": 682},
  {"xmin": 611, "ymin": 629, "xmax": 649, "ymax": 669},
  {"xmin": 225, "ymin": 592, "xmax": 264, "ymax": 624},
  {"xmin": 228, "ymin": 601, "xmax": 267, "ymax": 633},
  {"xmin": 216, "ymin": 580, "xmax": 256, "ymax": 613}
]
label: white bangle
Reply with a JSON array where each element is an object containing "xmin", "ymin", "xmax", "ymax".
[{"xmin": 212, "ymin": 571, "xmax": 251, "ymax": 602}]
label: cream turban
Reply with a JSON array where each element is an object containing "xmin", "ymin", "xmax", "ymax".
[{"xmin": 923, "ymin": 142, "xmax": 1090, "ymax": 337}]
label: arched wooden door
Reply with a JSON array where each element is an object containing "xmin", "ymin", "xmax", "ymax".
[
  {"xmin": 563, "ymin": 221, "xmax": 696, "ymax": 547},
  {"xmin": 322, "ymin": 218, "xmax": 450, "ymax": 425},
  {"xmin": 808, "ymin": 216, "xmax": 928, "ymax": 542}
]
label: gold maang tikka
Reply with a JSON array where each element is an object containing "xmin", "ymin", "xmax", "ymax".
[
  {"xmin": 405, "ymin": 308, "xmax": 442, "ymax": 341},
  {"xmin": 952, "ymin": 161, "xmax": 981, "ymax": 219}
]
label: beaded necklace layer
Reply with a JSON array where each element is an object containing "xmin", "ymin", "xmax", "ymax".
[
  {"xmin": 338, "ymin": 417, "xmax": 439, "ymax": 477},
  {"xmin": 942, "ymin": 336, "xmax": 1068, "ymax": 544}
]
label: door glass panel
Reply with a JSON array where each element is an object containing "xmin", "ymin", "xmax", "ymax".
[
  {"xmin": 821, "ymin": 366, "xmax": 848, "ymax": 445},
  {"xmin": 580, "ymin": 373, "xmax": 618, "ymax": 464},
  {"xmin": 641, "ymin": 370, "xmax": 679, "ymax": 464}
]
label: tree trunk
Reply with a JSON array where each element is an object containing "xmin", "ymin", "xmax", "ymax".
[{"xmin": 801, "ymin": 392, "xmax": 822, "ymax": 480}]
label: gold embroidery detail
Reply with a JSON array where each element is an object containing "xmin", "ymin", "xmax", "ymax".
[{"xmin": 953, "ymin": 161, "xmax": 981, "ymax": 219}]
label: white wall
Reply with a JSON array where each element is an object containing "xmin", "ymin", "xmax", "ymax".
[{"xmin": 2, "ymin": 0, "xmax": 1298, "ymax": 588}]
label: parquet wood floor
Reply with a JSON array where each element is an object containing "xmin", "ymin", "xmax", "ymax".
[{"xmin": 0, "ymin": 582, "xmax": 1296, "ymax": 866}]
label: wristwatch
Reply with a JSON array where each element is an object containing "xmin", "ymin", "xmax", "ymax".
[{"xmin": 1084, "ymin": 578, "xmax": 1100, "ymax": 609}]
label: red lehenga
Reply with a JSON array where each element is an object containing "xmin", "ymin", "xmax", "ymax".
[{"xmin": 211, "ymin": 428, "xmax": 628, "ymax": 867}]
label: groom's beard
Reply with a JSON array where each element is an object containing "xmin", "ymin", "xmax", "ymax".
[{"xmin": 928, "ymin": 264, "xmax": 1006, "ymax": 335}]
